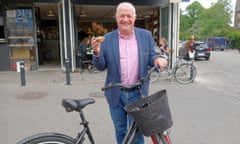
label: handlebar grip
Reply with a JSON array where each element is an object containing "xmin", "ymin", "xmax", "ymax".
[
  {"xmin": 101, "ymin": 66, "xmax": 160, "ymax": 91},
  {"xmin": 101, "ymin": 83, "xmax": 113, "ymax": 91}
]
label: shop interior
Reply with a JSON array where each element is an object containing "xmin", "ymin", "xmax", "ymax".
[{"xmin": 35, "ymin": 3, "xmax": 160, "ymax": 68}]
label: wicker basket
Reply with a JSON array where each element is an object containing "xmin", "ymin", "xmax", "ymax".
[{"xmin": 124, "ymin": 89, "xmax": 173, "ymax": 136}]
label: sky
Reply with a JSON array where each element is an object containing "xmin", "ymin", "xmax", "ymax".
[
  {"xmin": 180, "ymin": 0, "xmax": 236, "ymax": 10},
  {"xmin": 180, "ymin": 0, "xmax": 236, "ymax": 25}
]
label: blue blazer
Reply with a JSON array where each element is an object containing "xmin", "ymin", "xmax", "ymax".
[{"xmin": 93, "ymin": 27, "xmax": 158, "ymax": 107}]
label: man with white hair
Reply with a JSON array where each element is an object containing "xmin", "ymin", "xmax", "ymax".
[{"xmin": 91, "ymin": 2, "xmax": 168, "ymax": 144}]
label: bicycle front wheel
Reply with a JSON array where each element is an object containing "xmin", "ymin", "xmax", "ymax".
[
  {"xmin": 174, "ymin": 63, "xmax": 196, "ymax": 84},
  {"xmin": 17, "ymin": 133, "xmax": 75, "ymax": 144}
]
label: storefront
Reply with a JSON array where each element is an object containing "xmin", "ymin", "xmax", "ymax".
[{"xmin": 0, "ymin": 0, "xmax": 180, "ymax": 71}]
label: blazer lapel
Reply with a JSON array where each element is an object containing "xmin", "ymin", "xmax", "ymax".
[
  {"xmin": 135, "ymin": 28, "xmax": 144, "ymax": 77},
  {"xmin": 111, "ymin": 30, "xmax": 121, "ymax": 75}
]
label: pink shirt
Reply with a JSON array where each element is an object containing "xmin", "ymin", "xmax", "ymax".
[{"xmin": 119, "ymin": 31, "xmax": 139, "ymax": 86}]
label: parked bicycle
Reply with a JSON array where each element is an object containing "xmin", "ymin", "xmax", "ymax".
[
  {"xmin": 150, "ymin": 56, "xmax": 197, "ymax": 84},
  {"xmin": 16, "ymin": 66, "xmax": 173, "ymax": 144}
]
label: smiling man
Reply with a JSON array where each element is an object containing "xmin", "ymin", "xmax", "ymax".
[{"xmin": 91, "ymin": 2, "xmax": 168, "ymax": 144}]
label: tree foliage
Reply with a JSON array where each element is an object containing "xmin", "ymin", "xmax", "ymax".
[
  {"xmin": 180, "ymin": 0, "xmax": 236, "ymax": 43},
  {"xmin": 226, "ymin": 30, "xmax": 240, "ymax": 49}
]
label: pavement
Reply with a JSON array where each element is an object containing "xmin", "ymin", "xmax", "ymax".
[{"xmin": 0, "ymin": 65, "xmax": 240, "ymax": 144}]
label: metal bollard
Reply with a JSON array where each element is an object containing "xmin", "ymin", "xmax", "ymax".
[
  {"xmin": 19, "ymin": 59, "xmax": 26, "ymax": 86},
  {"xmin": 65, "ymin": 58, "xmax": 71, "ymax": 85}
]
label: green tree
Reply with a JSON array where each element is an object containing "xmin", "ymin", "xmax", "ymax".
[
  {"xmin": 180, "ymin": 1, "xmax": 205, "ymax": 40},
  {"xmin": 199, "ymin": 0, "xmax": 232, "ymax": 37},
  {"xmin": 226, "ymin": 30, "xmax": 240, "ymax": 49},
  {"xmin": 180, "ymin": 0, "xmax": 233, "ymax": 40}
]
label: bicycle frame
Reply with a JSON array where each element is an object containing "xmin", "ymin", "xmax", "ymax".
[
  {"xmin": 102, "ymin": 66, "xmax": 172, "ymax": 144},
  {"xmin": 64, "ymin": 97, "xmax": 162, "ymax": 144},
  {"xmin": 121, "ymin": 115, "xmax": 172, "ymax": 144},
  {"xmin": 75, "ymin": 109, "xmax": 95, "ymax": 144},
  {"xmin": 121, "ymin": 121, "xmax": 140, "ymax": 144},
  {"xmin": 152, "ymin": 130, "xmax": 172, "ymax": 144},
  {"xmin": 17, "ymin": 66, "xmax": 171, "ymax": 144},
  {"xmin": 162, "ymin": 56, "xmax": 194, "ymax": 80},
  {"xmin": 167, "ymin": 56, "xmax": 185, "ymax": 74},
  {"xmin": 71, "ymin": 95, "xmax": 171, "ymax": 144}
]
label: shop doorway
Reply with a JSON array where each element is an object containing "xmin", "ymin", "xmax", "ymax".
[
  {"xmin": 34, "ymin": 3, "xmax": 61, "ymax": 69},
  {"xmin": 35, "ymin": 3, "xmax": 167, "ymax": 70},
  {"xmin": 74, "ymin": 5, "xmax": 161, "ymax": 69}
]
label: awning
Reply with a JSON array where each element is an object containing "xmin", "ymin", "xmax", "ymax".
[{"xmin": 72, "ymin": 0, "xmax": 169, "ymax": 6}]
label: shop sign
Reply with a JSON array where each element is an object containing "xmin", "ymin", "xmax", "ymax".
[{"xmin": 6, "ymin": 9, "xmax": 33, "ymax": 30}]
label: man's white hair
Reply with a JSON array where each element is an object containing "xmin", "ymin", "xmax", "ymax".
[{"xmin": 115, "ymin": 2, "xmax": 136, "ymax": 17}]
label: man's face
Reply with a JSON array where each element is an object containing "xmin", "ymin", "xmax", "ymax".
[{"xmin": 115, "ymin": 7, "xmax": 136, "ymax": 34}]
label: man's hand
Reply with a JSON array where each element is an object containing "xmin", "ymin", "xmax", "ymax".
[
  {"xmin": 154, "ymin": 57, "xmax": 168, "ymax": 71},
  {"xmin": 91, "ymin": 36, "xmax": 102, "ymax": 56}
]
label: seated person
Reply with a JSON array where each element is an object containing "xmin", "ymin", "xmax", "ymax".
[
  {"xmin": 159, "ymin": 37, "xmax": 170, "ymax": 57},
  {"xmin": 78, "ymin": 37, "xmax": 91, "ymax": 69}
]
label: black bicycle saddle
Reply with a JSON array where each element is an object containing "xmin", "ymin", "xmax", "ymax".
[{"xmin": 62, "ymin": 98, "xmax": 95, "ymax": 112}]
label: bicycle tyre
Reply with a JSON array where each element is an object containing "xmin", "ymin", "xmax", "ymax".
[
  {"xmin": 150, "ymin": 69, "xmax": 160, "ymax": 83},
  {"xmin": 174, "ymin": 63, "xmax": 196, "ymax": 84},
  {"xmin": 16, "ymin": 132, "xmax": 76, "ymax": 144}
]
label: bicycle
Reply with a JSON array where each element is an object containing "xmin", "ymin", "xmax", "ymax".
[
  {"xmin": 150, "ymin": 56, "xmax": 197, "ymax": 84},
  {"xmin": 16, "ymin": 66, "xmax": 173, "ymax": 144}
]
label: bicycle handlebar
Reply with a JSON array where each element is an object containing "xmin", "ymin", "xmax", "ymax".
[{"xmin": 101, "ymin": 66, "xmax": 160, "ymax": 91}]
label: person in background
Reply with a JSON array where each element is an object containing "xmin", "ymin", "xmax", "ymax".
[
  {"xmin": 78, "ymin": 36, "xmax": 90, "ymax": 69},
  {"xmin": 77, "ymin": 30, "xmax": 88, "ymax": 67},
  {"xmin": 184, "ymin": 35, "xmax": 195, "ymax": 60},
  {"xmin": 159, "ymin": 37, "xmax": 170, "ymax": 57},
  {"xmin": 91, "ymin": 2, "xmax": 168, "ymax": 144}
]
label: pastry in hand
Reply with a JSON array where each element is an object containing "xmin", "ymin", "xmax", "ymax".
[{"xmin": 96, "ymin": 36, "xmax": 105, "ymax": 43}]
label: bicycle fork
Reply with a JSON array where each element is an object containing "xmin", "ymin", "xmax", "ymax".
[
  {"xmin": 151, "ymin": 130, "xmax": 171, "ymax": 144},
  {"xmin": 121, "ymin": 121, "xmax": 139, "ymax": 144}
]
